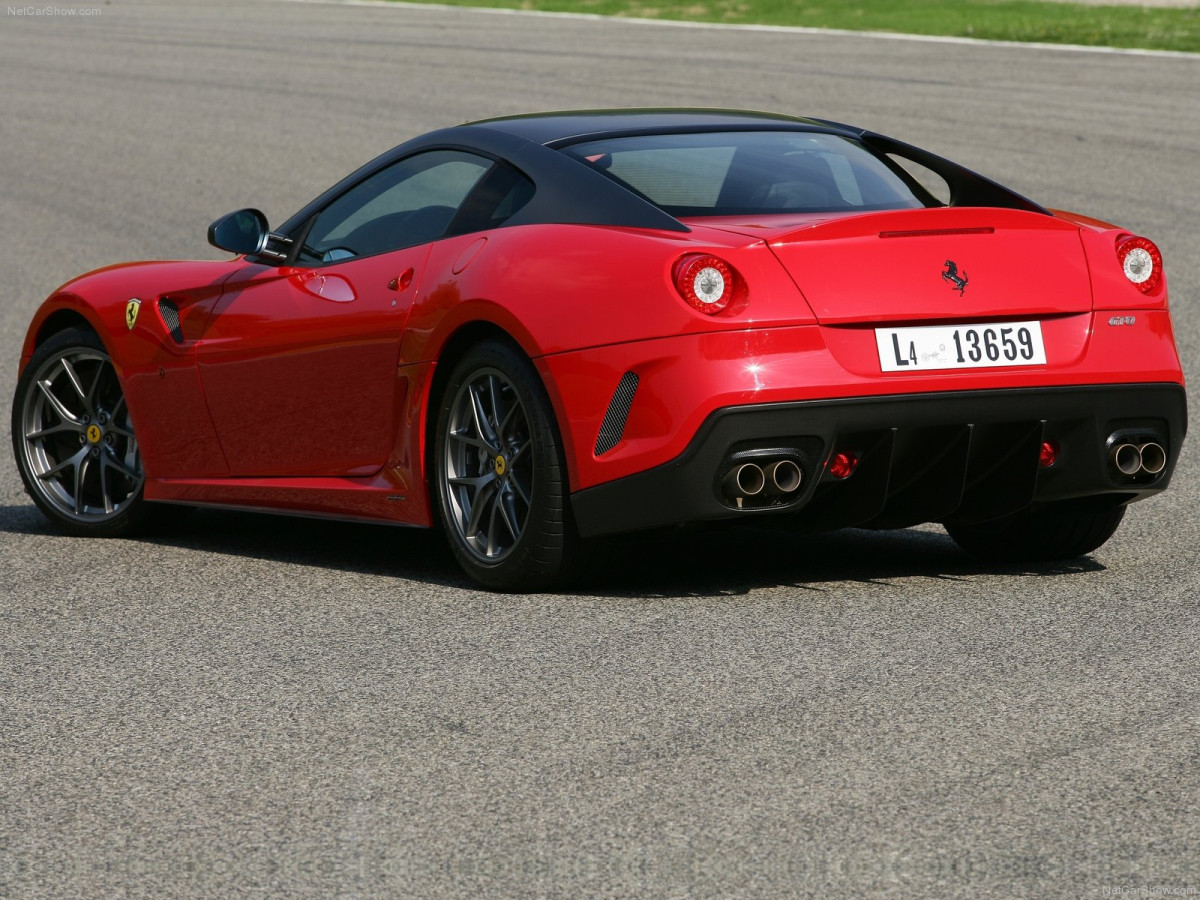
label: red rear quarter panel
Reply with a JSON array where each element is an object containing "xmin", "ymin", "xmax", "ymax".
[
  {"xmin": 396, "ymin": 223, "xmax": 821, "ymax": 495},
  {"xmin": 399, "ymin": 222, "xmax": 817, "ymax": 365}
]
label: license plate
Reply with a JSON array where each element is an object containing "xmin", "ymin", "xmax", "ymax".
[{"xmin": 876, "ymin": 321, "xmax": 1047, "ymax": 372}]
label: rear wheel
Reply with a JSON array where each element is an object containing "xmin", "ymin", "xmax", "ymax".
[
  {"xmin": 432, "ymin": 340, "xmax": 582, "ymax": 591},
  {"xmin": 12, "ymin": 327, "xmax": 153, "ymax": 537},
  {"xmin": 946, "ymin": 503, "xmax": 1126, "ymax": 562}
]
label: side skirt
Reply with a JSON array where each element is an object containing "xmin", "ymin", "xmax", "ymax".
[{"xmin": 146, "ymin": 474, "xmax": 433, "ymax": 528}]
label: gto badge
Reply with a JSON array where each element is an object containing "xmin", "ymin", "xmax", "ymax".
[
  {"xmin": 1108, "ymin": 315, "xmax": 1137, "ymax": 327},
  {"xmin": 125, "ymin": 298, "xmax": 142, "ymax": 331},
  {"xmin": 941, "ymin": 260, "xmax": 969, "ymax": 296}
]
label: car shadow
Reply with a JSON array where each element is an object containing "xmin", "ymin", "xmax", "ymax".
[
  {"xmin": 589, "ymin": 523, "xmax": 1104, "ymax": 598},
  {"xmin": 0, "ymin": 501, "xmax": 467, "ymax": 588},
  {"xmin": 0, "ymin": 501, "xmax": 1104, "ymax": 599}
]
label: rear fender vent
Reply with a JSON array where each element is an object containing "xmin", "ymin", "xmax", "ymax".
[
  {"xmin": 594, "ymin": 372, "xmax": 639, "ymax": 456},
  {"xmin": 157, "ymin": 299, "xmax": 184, "ymax": 344}
]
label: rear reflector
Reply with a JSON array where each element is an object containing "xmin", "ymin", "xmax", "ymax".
[{"xmin": 828, "ymin": 451, "xmax": 859, "ymax": 480}]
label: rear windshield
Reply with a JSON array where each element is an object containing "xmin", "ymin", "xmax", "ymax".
[{"xmin": 562, "ymin": 131, "xmax": 925, "ymax": 217}]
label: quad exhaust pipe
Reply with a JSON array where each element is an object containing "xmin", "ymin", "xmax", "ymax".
[
  {"xmin": 1109, "ymin": 441, "xmax": 1167, "ymax": 477},
  {"xmin": 722, "ymin": 457, "xmax": 803, "ymax": 506},
  {"xmin": 1138, "ymin": 442, "xmax": 1167, "ymax": 475},
  {"xmin": 723, "ymin": 462, "xmax": 766, "ymax": 498},
  {"xmin": 1111, "ymin": 443, "xmax": 1141, "ymax": 476},
  {"xmin": 764, "ymin": 459, "xmax": 803, "ymax": 494}
]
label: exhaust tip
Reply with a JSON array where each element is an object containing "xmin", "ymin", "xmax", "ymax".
[
  {"xmin": 724, "ymin": 462, "xmax": 765, "ymax": 498},
  {"xmin": 1138, "ymin": 442, "xmax": 1167, "ymax": 475},
  {"xmin": 764, "ymin": 459, "xmax": 802, "ymax": 494},
  {"xmin": 1111, "ymin": 443, "xmax": 1142, "ymax": 476}
]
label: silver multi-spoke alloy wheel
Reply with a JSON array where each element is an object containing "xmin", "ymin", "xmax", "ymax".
[
  {"xmin": 16, "ymin": 337, "xmax": 144, "ymax": 525},
  {"xmin": 442, "ymin": 367, "xmax": 533, "ymax": 562},
  {"xmin": 434, "ymin": 340, "xmax": 582, "ymax": 591}
]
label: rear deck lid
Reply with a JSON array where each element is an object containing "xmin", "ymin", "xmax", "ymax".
[{"xmin": 763, "ymin": 207, "xmax": 1091, "ymax": 324}]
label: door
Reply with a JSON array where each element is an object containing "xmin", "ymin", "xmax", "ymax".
[{"xmin": 197, "ymin": 150, "xmax": 495, "ymax": 476}]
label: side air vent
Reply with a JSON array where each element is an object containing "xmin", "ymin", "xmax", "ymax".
[
  {"xmin": 594, "ymin": 372, "xmax": 639, "ymax": 456},
  {"xmin": 158, "ymin": 299, "xmax": 184, "ymax": 344}
]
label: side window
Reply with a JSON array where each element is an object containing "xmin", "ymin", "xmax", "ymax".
[
  {"xmin": 297, "ymin": 150, "xmax": 491, "ymax": 264},
  {"xmin": 886, "ymin": 154, "xmax": 952, "ymax": 206},
  {"xmin": 446, "ymin": 162, "xmax": 536, "ymax": 237}
]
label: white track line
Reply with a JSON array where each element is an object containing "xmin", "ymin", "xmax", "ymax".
[{"xmin": 279, "ymin": 0, "xmax": 1200, "ymax": 60}]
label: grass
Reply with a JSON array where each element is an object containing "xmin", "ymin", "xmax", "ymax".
[{"xmin": 390, "ymin": 0, "xmax": 1200, "ymax": 53}]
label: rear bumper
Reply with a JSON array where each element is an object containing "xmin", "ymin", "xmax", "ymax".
[{"xmin": 570, "ymin": 383, "xmax": 1187, "ymax": 537}]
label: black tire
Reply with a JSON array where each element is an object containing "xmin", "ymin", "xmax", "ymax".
[
  {"xmin": 432, "ymin": 340, "xmax": 583, "ymax": 591},
  {"xmin": 946, "ymin": 503, "xmax": 1127, "ymax": 562},
  {"xmin": 12, "ymin": 327, "xmax": 160, "ymax": 537}
]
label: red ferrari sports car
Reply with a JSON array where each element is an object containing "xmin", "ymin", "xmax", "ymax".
[{"xmin": 12, "ymin": 109, "xmax": 1186, "ymax": 590}]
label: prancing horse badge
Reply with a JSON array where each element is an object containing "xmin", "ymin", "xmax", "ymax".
[
  {"xmin": 125, "ymin": 298, "xmax": 141, "ymax": 330},
  {"xmin": 941, "ymin": 260, "xmax": 969, "ymax": 296}
]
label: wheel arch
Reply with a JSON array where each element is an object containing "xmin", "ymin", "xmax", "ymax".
[
  {"xmin": 20, "ymin": 299, "xmax": 103, "ymax": 373},
  {"xmin": 421, "ymin": 320, "xmax": 577, "ymax": 513}
]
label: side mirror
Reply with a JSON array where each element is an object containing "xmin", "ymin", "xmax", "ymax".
[{"xmin": 208, "ymin": 208, "xmax": 270, "ymax": 256}]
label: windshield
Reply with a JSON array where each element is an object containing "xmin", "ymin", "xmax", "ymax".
[{"xmin": 562, "ymin": 131, "xmax": 926, "ymax": 217}]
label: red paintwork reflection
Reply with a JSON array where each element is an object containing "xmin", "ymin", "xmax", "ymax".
[
  {"xmin": 197, "ymin": 248, "xmax": 427, "ymax": 476},
  {"xmin": 17, "ymin": 207, "xmax": 1184, "ymax": 528}
]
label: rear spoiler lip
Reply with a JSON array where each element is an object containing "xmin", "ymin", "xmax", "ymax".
[{"xmin": 690, "ymin": 206, "xmax": 1077, "ymax": 247}]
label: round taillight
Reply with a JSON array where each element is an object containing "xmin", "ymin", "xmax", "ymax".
[
  {"xmin": 1117, "ymin": 236, "xmax": 1163, "ymax": 294},
  {"xmin": 1039, "ymin": 441, "xmax": 1059, "ymax": 468},
  {"xmin": 674, "ymin": 254, "xmax": 741, "ymax": 315}
]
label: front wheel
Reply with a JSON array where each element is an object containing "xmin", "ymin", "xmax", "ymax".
[
  {"xmin": 945, "ymin": 503, "xmax": 1127, "ymax": 562},
  {"xmin": 432, "ymin": 340, "xmax": 582, "ymax": 591},
  {"xmin": 12, "ymin": 327, "xmax": 153, "ymax": 537}
]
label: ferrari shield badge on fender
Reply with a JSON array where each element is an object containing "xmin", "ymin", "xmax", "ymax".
[{"xmin": 125, "ymin": 298, "xmax": 141, "ymax": 330}]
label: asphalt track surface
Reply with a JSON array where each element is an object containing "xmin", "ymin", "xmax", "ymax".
[{"xmin": 2, "ymin": 2, "xmax": 1199, "ymax": 896}]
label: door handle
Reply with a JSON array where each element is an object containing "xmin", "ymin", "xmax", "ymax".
[{"xmin": 388, "ymin": 268, "xmax": 415, "ymax": 292}]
